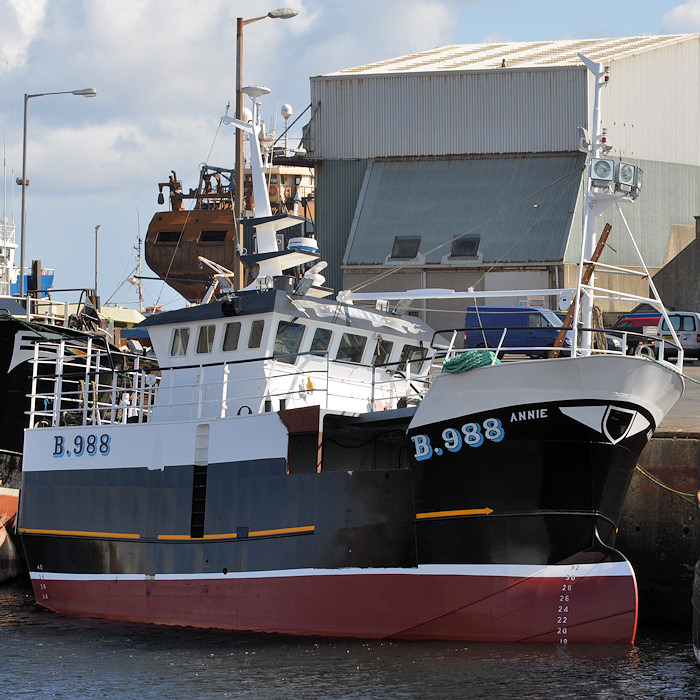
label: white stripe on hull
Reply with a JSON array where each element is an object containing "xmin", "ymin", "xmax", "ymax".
[{"xmin": 30, "ymin": 560, "xmax": 634, "ymax": 582}]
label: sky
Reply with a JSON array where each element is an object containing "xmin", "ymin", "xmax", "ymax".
[{"xmin": 1, "ymin": 0, "xmax": 699, "ymax": 312}]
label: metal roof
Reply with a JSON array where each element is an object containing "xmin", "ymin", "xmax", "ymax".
[
  {"xmin": 343, "ymin": 154, "xmax": 585, "ymax": 267},
  {"xmin": 324, "ymin": 35, "xmax": 694, "ymax": 76}
]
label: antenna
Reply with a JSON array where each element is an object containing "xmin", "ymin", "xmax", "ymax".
[
  {"xmin": 94, "ymin": 224, "xmax": 101, "ymax": 297},
  {"xmin": 135, "ymin": 207, "xmax": 143, "ymax": 313}
]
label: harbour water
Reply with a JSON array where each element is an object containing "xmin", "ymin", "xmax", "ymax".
[{"xmin": 1, "ymin": 580, "xmax": 697, "ymax": 698}]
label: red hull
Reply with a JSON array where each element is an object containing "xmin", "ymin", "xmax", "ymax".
[
  {"xmin": 0, "ymin": 488, "xmax": 18, "ymax": 526},
  {"xmin": 0, "ymin": 488, "xmax": 21, "ymax": 582},
  {"xmin": 32, "ymin": 566, "xmax": 638, "ymax": 643}
]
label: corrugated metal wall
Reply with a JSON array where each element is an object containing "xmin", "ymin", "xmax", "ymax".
[
  {"xmin": 564, "ymin": 158, "xmax": 700, "ymax": 267},
  {"xmin": 309, "ymin": 68, "xmax": 587, "ymax": 159},
  {"xmin": 310, "ymin": 37, "xmax": 700, "ymax": 298},
  {"xmin": 315, "ymin": 159, "xmax": 370, "ymax": 292},
  {"xmin": 605, "ymin": 40, "xmax": 700, "ymax": 167}
]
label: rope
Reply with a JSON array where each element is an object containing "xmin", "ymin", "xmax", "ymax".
[
  {"xmin": 442, "ymin": 349, "xmax": 499, "ymax": 373},
  {"xmin": 641, "ymin": 355, "xmax": 700, "ymax": 385},
  {"xmin": 635, "ymin": 464, "xmax": 697, "ymax": 505}
]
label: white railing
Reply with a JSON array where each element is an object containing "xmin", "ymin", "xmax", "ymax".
[
  {"xmin": 28, "ymin": 338, "xmax": 157, "ymax": 428},
  {"xmin": 28, "ymin": 345, "xmax": 435, "ymax": 429},
  {"xmin": 440, "ymin": 325, "xmax": 682, "ymax": 364}
]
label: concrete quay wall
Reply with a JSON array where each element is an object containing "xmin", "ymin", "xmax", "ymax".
[{"xmin": 617, "ymin": 432, "xmax": 700, "ymax": 629}]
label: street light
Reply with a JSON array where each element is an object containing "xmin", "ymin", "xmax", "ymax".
[
  {"xmin": 17, "ymin": 87, "xmax": 97, "ymax": 297},
  {"xmin": 235, "ymin": 8, "xmax": 297, "ymax": 289}
]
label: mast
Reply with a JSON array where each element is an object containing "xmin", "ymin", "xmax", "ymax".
[
  {"xmin": 221, "ymin": 90, "xmax": 316, "ymax": 293},
  {"xmin": 575, "ymin": 55, "xmax": 611, "ymax": 352}
]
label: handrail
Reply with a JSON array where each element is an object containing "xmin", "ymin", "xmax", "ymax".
[
  {"xmin": 27, "ymin": 344, "xmax": 435, "ymax": 429},
  {"xmin": 431, "ymin": 323, "xmax": 682, "ymax": 366}
]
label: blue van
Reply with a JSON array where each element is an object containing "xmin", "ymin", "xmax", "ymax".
[{"xmin": 463, "ymin": 306, "xmax": 571, "ymax": 357}]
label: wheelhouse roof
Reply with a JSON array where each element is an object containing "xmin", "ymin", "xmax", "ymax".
[{"xmin": 137, "ymin": 289, "xmax": 436, "ymax": 340}]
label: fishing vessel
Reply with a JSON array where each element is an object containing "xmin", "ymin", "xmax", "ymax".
[
  {"xmin": 0, "ymin": 214, "xmax": 132, "ymax": 581},
  {"xmin": 0, "ymin": 214, "xmax": 77, "ymax": 580},
  {"xmin": 18, "ymin": 57, "xmax": 686, "ymax": 641},
  {"xmin": 144, "ymin": 109, "xmax": 314, "ymax": 305},
  {"xmin": 1, "ymin": 215, "xmax": 55, "ymax": 298}
]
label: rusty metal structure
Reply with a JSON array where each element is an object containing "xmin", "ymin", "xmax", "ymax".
[{"xmin": 145, "ymin": 162, "xmax": 314, "ymax": 303}]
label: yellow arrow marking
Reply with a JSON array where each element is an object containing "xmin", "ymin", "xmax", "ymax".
[
  {"xmin": 19, "ymin": 527, "xmax": 140, "ymax": 539},
  {"xmin": 415, "ymin": 508, "xmax": 493, "ymax": 520}
]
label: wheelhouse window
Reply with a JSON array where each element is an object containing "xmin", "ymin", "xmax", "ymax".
[
  {"xmin": 390, "ymin": 236, "xmax": 420, "ymax": 259},
  {"xmin": 336, "ymin": 333, "xmax": 367, "ymax": 363},
  {"xmin": 196, "ymin": 325, "xmax": 216, "ymax": 354},
  {"xmin": 248, "ymin": 319, "xmax": 265, "ymax": 349},
  {"xmin": 310, "ymin": 327, "xmax": 332, "ymax": 353},
  {"xmin": 170, "ymin": 327, "xmax": 190, "ymax": 356},
  {"xmin": 156, "ymin": 231, "xmax": 182, "ymax": 244},
  {"xmin": 198, "ymin": 230, "xmax": 227, "ymax": 243},
  {"xmin": 372, "ymin": 338, "xmax": 394, "ymax": 366},
  {"xmin": 223, "ymin": 322, "xmax": 241, "ymax": 351},
  {"xmin": 398, "ymin": 344, "xmax": 428, "ymax": 374},
  {"xmin": 274, "ymin": 321, "xmax": 306, "ymax": 364}
]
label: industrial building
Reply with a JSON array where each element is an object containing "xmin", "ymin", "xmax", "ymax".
[{"xmin": 304, "ymin": 34, "xmax": 700, "ymax": 332}]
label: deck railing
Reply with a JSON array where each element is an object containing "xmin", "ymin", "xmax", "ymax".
[
  {"xmin": 28, "ymin": 338, "xmax": 156, "ymax": 428},
  {"xmin": 434, "ymin": 325, "xmax": 682, "ymax": 363},
  {"xmin": 27, "ymin": 343, "xmax": 435, "ymax": 429}
]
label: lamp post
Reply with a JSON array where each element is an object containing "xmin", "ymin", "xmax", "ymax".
[
  {"xmin": 235, "ymin": 8, "xmax": 297, "ymax": 289},
  {"xmin": 18, "ymin": 87, "xmax": 97, "ymax": 297}
]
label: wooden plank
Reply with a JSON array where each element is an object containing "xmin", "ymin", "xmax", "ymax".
[{"xmin": 550, "ymin": 223, "xmax": 612, "ymax": 358}]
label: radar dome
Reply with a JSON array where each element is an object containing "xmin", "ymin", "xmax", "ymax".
[{"xmin": 281, "ymin": 104, "xmax": 293, "ymax": 118}]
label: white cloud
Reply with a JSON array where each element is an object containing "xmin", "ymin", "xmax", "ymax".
[
  {"xmin": 376, "ymin": 1, "xmax": 456, "ymax": 54},
  {"xmin": 0, "ymin": 0, "xmax": 49, "ymax": 64},
  {"xmin": 662, "ymin": 1, "xmax": 700, "ymax": 30}
]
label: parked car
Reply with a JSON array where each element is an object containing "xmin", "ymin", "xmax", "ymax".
[
  {"xmin": 655, "ymin": 312, "xmax": 700, "ymax": 360},
  {"xmin": 464, "ymin": 306, "xmax": 571, "ymax": 357},
  {"xmin": 611, "ymin": 313, "xmax": 662, "ymax": 354}
]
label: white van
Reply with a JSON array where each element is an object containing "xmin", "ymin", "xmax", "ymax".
[{"xmin": 656, "ymin": 312, "xmax": 700, "ymax": 360}]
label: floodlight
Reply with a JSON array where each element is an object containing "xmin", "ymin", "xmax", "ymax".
[{"xmin": 590, "ymin": 158, "xmax": 615, "ymax": 187}]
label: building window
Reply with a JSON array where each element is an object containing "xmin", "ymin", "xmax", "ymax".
[
  {"xmin": 450, "ymin": 236, "xmax": 480, "ymax": 258},
  {"xmin": 196, "ymin": 325, "xmax": 216, "ymax": 354},
  {"xmin": 223, "ymin": 322, "xmax": 241, "ymax": 351},
  {"xmin": 390, "ymin": 236, "xmax": 420, "ymax": 259},
  {"xmin": 336, "ymin": 333, "xmax": 367, "ymax": 363},
  {"xmin": 372, "ymin": 338, "xmax": 394, "ymax": 366},
  {"xmin": 170, "ymin": 328, "xmax": 190, "ymax": 356},
  {"xmin": 248, "ymin": 319, "xmax": 265, "ymax": 349},
  {"xmin": 274, "ymin": 321, "xmax": 306, "ymax": 364},
  {"xmin": 310, "ymin": 327, "xmax": 332, "ymax": 353}
]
